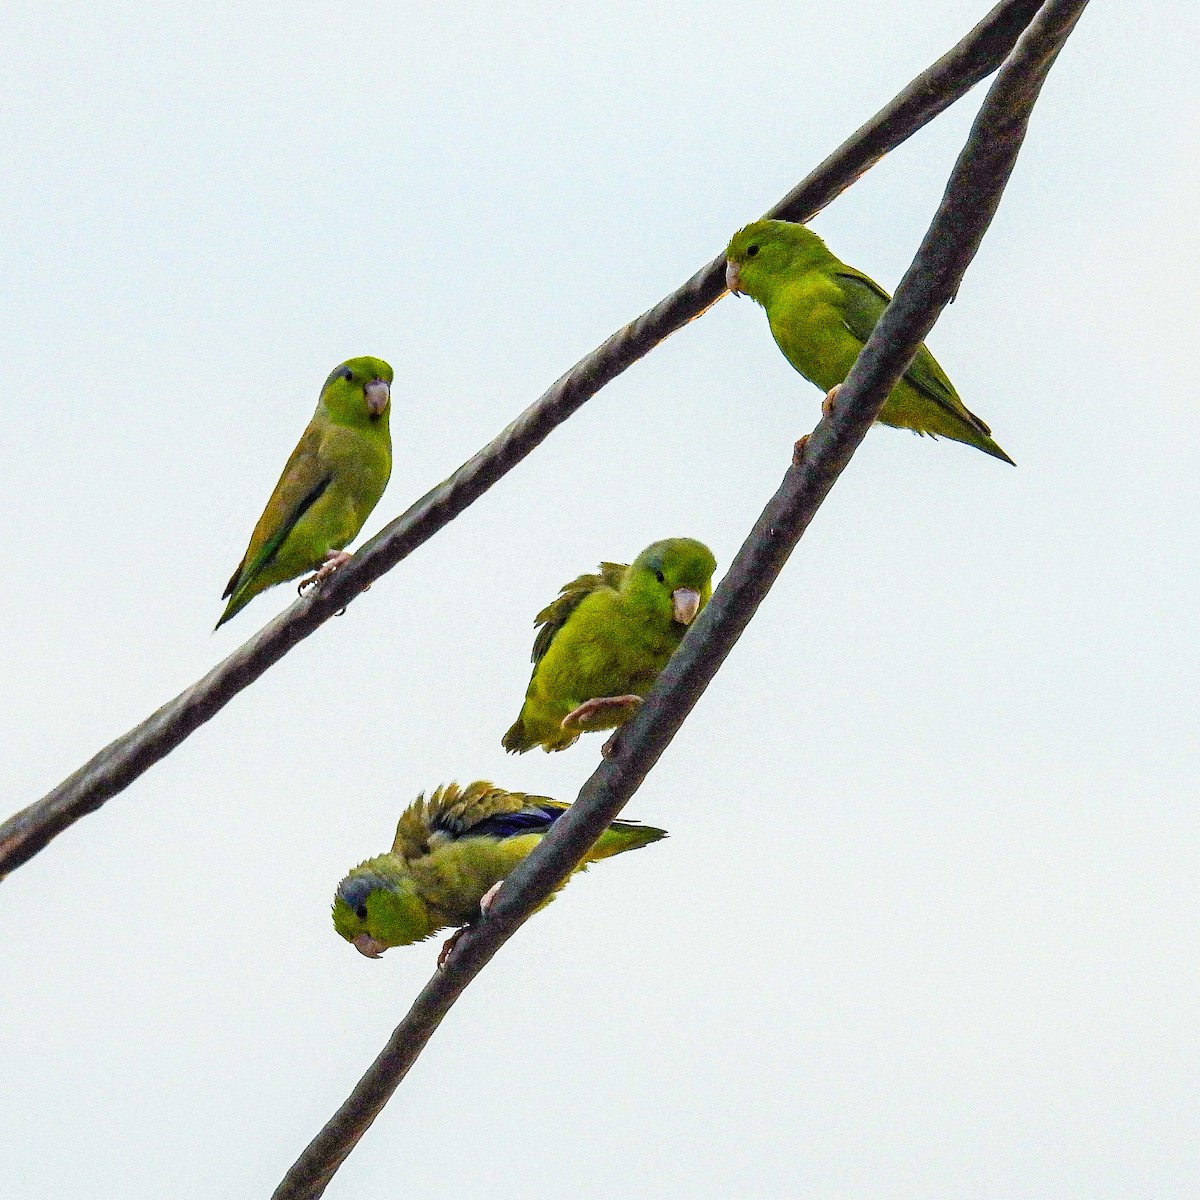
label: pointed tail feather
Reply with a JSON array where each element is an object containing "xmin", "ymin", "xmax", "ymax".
[
  {"xmin": 588, "ymin": 822, "xmax": 668, "ymax": 861},
  {"xmin": 976, "ymin": 433, "xmax": 1016, "ymax": 465},
  {"xmin": 502, "ymin": 715, "xmax": 533, "ymax": 754},
  {"xmin": 214, "ymin": 586, "xmax": 253, "ymax": 630}
]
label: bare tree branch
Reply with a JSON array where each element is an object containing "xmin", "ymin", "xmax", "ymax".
[
  {"xmin": 270, "ymin": 3, "xmax": 1088, "ymax": 1195},
  {"xmin": 0, "ymin": 0, "xmax": 1043, "ymax": 880}
]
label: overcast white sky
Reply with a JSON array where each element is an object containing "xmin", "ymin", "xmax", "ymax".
[{"xmin": 2, "ymin": 2, "xmax": 1198, "ymax": 1197}]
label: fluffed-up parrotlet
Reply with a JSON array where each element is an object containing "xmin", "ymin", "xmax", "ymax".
[
  {"xmin": 503, "ymin": 537, "xmax": 717, "ymax": 755},
  {"xmin": 332, "ymin": 780, "xmax": 666, "ymax": 964},
  {"xmin": 216, "ymin": 356, "xmax": 394, "ymax": 628},
  {"xmin": 725, "ymin": 220, "xmax": 1013, "ymax": 464}
]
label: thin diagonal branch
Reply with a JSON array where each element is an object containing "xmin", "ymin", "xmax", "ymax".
[
  {"xmin": 0, "ymin": 0, "xmax": 1043, "ymax": 879},
  {"xmin": 270, "ymin": 3, "xmax": 1088, "ymax": 1195}
]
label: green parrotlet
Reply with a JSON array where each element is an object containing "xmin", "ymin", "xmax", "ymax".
[
  {"xmin": 332, "ymin": 780, "xmax": 666, "ymax": 964},
  {"xmin": 725, "ymin": 220, "xmax": 1012, "ymax": 463},
  {"xmin": 216, "ymin": 357, "xmax": 394, "ymax": 628},
  {"xmin": 503, "ymin": 537, "xmax": 717, "ymax": 754}
]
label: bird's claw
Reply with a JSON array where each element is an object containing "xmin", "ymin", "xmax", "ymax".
[
  {"xmin": 479, "ymin": 880, "xmax": 503, "ymax": 914},
  {"xmin": 561, "ymin": 694, "xmax": 643, "ymax": 731},
  {"xmin": 437, "ymin": 928, "xmax": 466, "ymax": 971},
  {"xmin": 438, "ymin": 882, "xmax": 503, "ymax": 972},
  {"xmin": 297, "ymin": 550, "xmax": 354, "ymax": 595},
  {"xmin": 821, "ymin": 383, "xmax": 841, "ymax": 417}
]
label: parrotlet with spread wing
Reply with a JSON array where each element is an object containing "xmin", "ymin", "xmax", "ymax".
[
  {"xmin": 725, "ymin": 220, "xmax": 1012, "ymax": 463},
  {"xmin": 216, "ymin": 356, "xmax": 393, "ymax": 628},
  {"xmin": 332, "ymin": 781, "xmax": 666, "ymax": 963},
  {"xmin": 503, "ymin": 537, "xmax": 717, "ymax": 754}
]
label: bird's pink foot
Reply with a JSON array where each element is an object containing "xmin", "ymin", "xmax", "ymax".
[
  {"xmin": 297, "ymin": 550, "xmax": 353, "ymax": 594},
  {"xmin": 437, "ymin": 927, "xmax": 466, "ymax": 971},
  {"xmin": 438, "ymin": 882, "xmax": 503, "ymax": 972},
  {"xmin": 792, "ymin": 434, "xmax": 810, "ymax": 465},
  {"xmin": 479, "ymin": 880, "xmax": 503, "ymax": 914},
  {"xmin": 821, "ymin": 383, "xmax": 841, "ymax": 417},
  {"xmin": 561, "ymin": 694, "xmax": 643, "ymax": 733}
]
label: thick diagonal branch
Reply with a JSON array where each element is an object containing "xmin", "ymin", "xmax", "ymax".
[
  {"xmin": 0, "ymin": 0, "xmax": 1043, "ymax": 880},
  {"xmin": 270, "ymin": 3, "xmax": 1088, "ymax": 1196}
]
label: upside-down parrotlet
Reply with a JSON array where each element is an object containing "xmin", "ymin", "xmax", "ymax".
[
  {"xmin": 332, "ymin": 780, "xmax": 666, "ymax": 962},
  {"xmin": 725, "ymin": 220, "xmax": 1013, "ymax": 463},
  {"xmin": 216, "ymin": 356, "xmax": 394, "ymax": 628},
  {"xmin": 503, "ymin": 537, "xmax": 717, "ymax": 754}
]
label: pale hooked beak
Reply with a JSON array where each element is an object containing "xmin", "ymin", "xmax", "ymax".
[
  {"xmin": 725, "ymin": 259, "xmax": 744, "ymax": 296},
  {"xmin": 364, "ymin": 378, "xmax": 390, "ymax": 417},
  {"xmin": 672, "ymin": 587, "xmax": 701, "ymax": 626},
  {"xmin": 352, "ymin": 932, "xmax": 388, "ymax": 958}
]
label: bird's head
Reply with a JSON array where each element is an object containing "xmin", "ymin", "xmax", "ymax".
[
  {"xmin": 724, "ymin": 219, "xmax": 828, "ymax": 305},
  {"xmin": 626, "ymin": 537, "xmax": 717, "ymax": 628},
  {"xmin": 320, "ymin": 356, "xmax": 394, "ymax": 426},
  {"xmin": 332, "ymin": 857, "xmax": 431, "ymax": 957}
]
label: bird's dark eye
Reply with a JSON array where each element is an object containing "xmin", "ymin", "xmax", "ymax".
[
  {"xmin": 746, "ymin": 244, "xmax": 760, "ymax": 258},
  {"xmin": 355, "ymin": 905, "xmax": 368, "ymax": 920},
  {"xmin": 341, "ymin": 366, "xmax": 354, "ymax": 381},
  {"xmin": 654, "ymin": 570, "xmax": 665, "ymax": 584}
]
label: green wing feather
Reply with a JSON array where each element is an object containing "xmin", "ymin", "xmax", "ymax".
[
  {"xmin": 222, "ymin": 475, "xmax": 331, "ymax": 599},
  {"xmin": 221, "ymin": 422, "xmax": 331, "ymax": 601},
  {"xmin": 834, "ymin": 270, "xmax": 994, "ymax": 438},
  {"xmin": 528, "ymin": 561, "xmax": 627, "ymax": 665},
  {"xmin": 391, "ymin": 781, "xmax": 560, "ymax": 856}
]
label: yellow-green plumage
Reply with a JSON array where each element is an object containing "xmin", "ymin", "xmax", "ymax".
[
  {"xmin": 725, "ymin": 220, "xmax": 1013, "ymax": 463},
  {"xmin": 216, "ymin": 356, "xmax": 394, "ymax": 628},
  {"xmin": 503, "ymin": 538, "xmax": 717, "ymax": 753},
  {"xmin": 332, "ymin": 781, "xmax": 666, "ymax": 956}
]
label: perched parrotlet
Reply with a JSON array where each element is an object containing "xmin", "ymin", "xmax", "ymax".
[
  {"xmin": 724, "ymin": 220, "xmax": 1013, "ymax": 464},
  {"xmin": 502, "ymin": 537, "xmax": 717, "ymax": 754},
  {"xmin": 216, "ymin": 356, "xmax": 394, "ymax": 628},
  {"xmin": 332, "ymin": 780, "xmax": 666, "ymax": 964}
]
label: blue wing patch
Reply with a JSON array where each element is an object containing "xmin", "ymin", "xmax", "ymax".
[{"xmin": 461, "ymin": 803, "xmax": 566, "ymax": 841}]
